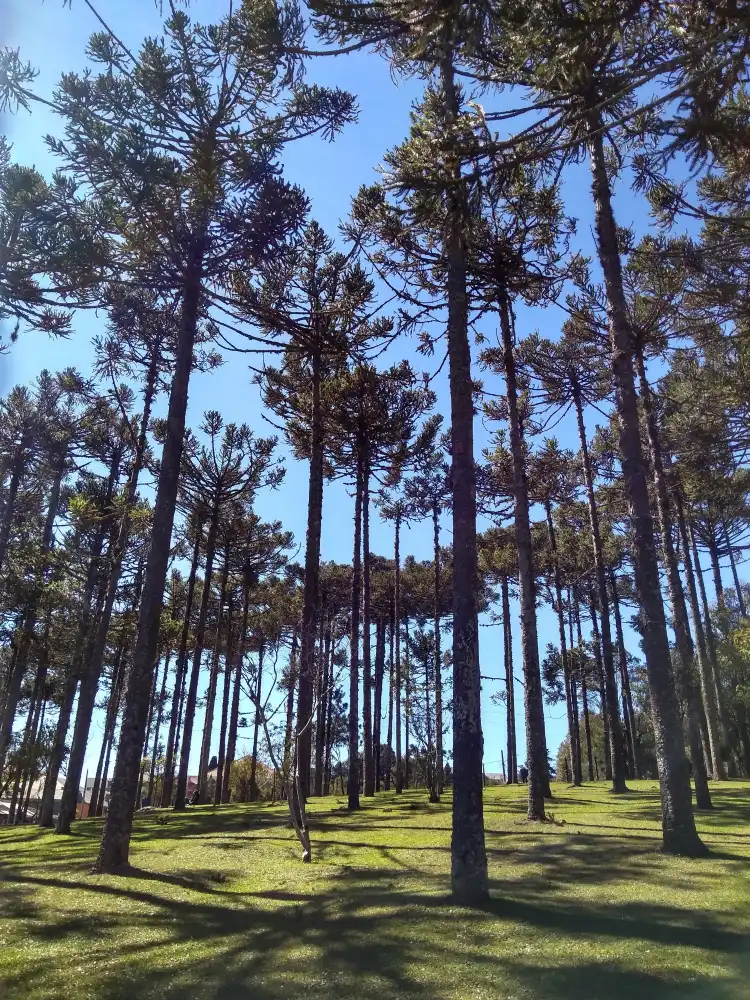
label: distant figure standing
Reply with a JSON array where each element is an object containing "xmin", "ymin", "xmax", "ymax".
[{"xmin": 519, "ymin": 765, "xmax": 529, "ymax": 784}]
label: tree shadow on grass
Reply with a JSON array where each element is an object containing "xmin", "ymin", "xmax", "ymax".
[{"xmin": 2, "ymin": 860, "xmax": 749, "ymax": 1000}]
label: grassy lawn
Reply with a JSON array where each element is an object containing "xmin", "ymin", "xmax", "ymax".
[{"xmin": 1, "ymin": 781, "xmax": 749, "ymax": 1000}]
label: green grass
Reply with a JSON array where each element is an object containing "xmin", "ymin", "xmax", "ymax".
[{"xmin": 1, "ymin": 781, "xmax": 750, "ymax": 1000}]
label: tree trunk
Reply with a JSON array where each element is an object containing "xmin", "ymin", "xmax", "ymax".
[
  {"xmin": 432, "ymin": 505, "xmax": 445, "ymax": 794},
  {"xmin": 706, "ymin": 521, "xmax": 724, "ymax": 609},
  {"xmin": 441, "ymin": 46, "xmax": 488, "ymax": 904},
  {"xmin": 314, "ymin": 614, "xmax": 331, "ymax": 796},
  {"xmin": 690, "ymin": 513, "xmax": 735, "ymax": 776},
  {"xmin": 362, "ymin": 463, "xmax": 374, "ymax": 797},
  {"xmin": 573, "ymin": 594, "xmax": 595, "ymax": 782},
  {"xmin": 136, "ymin": 647, "xmax": 163, "ymax": 810},
  {"xmin": 89, "ymin": 642, "xmax": 126, "ymax": 818},
  {"xmin": 250, "ymin": 641, "xmax": 264, "ymax": 801},
  {"xmin": 347, "ymin": 454, "xmax": 363, "ymax": 810},
  {"xmin": 161, "ymin": 521, "xmax": 203, "ymax": 807},
  {"xmin": 723, "ymin": 521, "xmax": 746, "ymax": 617},
  {"xmin": 636, "ymin": 352, "xmax": 712, "ymax": 809},
  {"xmin": 198, "ymin": 550, "xmax": 230, "ymax": 799},
  {"xmin": 385, "ymin": 617, "xmax": 394, "ymax": 792},
  {"xmin": 587, "ymin": 587, "xmax": 613, "ymax": 780},
  {"xmin": 545, "ymin": 500, "xmax": 580, "ymax": 786},
  {"xmin": 95, "ymin": 241, "xmax": 206, "ymax": 871},
  {"xmin": 587, "ymin": 112, "xmax": 704, "ymax": 855},
  {"xmin": 297, "ymin": 348, "xmax": 324, "ymax": 799},
  {"xmin": 609, "ymin": 571, "xmax": 640, "ymax": 779},
  {"xmin": 404, "ymin": 619, "xmax": 412, "ymax": 790},
  {"xmin": 573, "ymin": 383, "xmax": 627, "ymax": 791},
  {"xmin": 499, "ymin": 293, "xmax": 548, "ymax": 817},
  {"xmin": 674, "ymin": 491, "xmax": 725, "ymax": 779},
  {"xmin": 223, "ymin": 582, "xmax": 251, "ymax": 803},
  {"xmin": 174, "ymin": 503, "xmax": 219, "ymax": 811},
  {"xmin": 394, "ymin": 512, "xmax": 403, "ymax": 795},
  {"xmin": 502, "ymin": 577, "xmax": 517, "ymax": 784},
  {"xmin": 282, "ymin": 631, "xmax": 298, "ymax": 797},
  {"xmin": 214, "ymin": 596, "xmax": 235, "ymax": 807},
  {"xmin": 148, "ymin": 644, "xmax": 172, "ymax": 803},
  {"xmin": 373, "ymin": 618, "xmax": 385, "ymax": 792}
]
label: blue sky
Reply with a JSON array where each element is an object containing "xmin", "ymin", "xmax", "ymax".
[{"xmin": 3, "ymin": 0, "xmax": 723, "ymax": 788}]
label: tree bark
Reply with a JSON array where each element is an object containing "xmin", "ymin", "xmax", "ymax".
[
  {"xmin": 174, "ymin": 504, "xmax": 219, "ymax": 812},
  {"xmin": 385, "ymin": 617, "xmax": 394, "ymax": 792},
  {"xmin": 373, "ymin": 617, "xmax": 385, "ymax": 792},
  {"xmin": 347, "ymin": 454, "xmax": 363, "ymax": 810},
  {"xmin": 161, "ymin": 521, "xmax": 203, "ymax": 807},
  {"xmin": 314, "ymin": 614, "xmax": 331, "ymax": 796},
  {"xmin": 441, "ymin": 46, "xmax": 488, "ymax": 904},
  {"xmin": 394, "ymin": 512, "xmax": 403, "ymax": 794},
  {"xmin": 250, "ymin": 641, "xmax": 264, "ymax": 801},
  {"xmin": 545, "ymin": 500, "xmax": 580, "ymax": 786},
  {"xmin": 573, "ymin": 593, "xmax": 595, "ymax": 782},
  {"xmin": 636, "ymin": 353, "xmax": 712, "ymax": 809},
  {"xmin": 499, "ymin": 293, "xmax": 548, "ymax": 817},
  {"xmin": 573, "ymin": 383, "xmax": 627, "ymax": 791},
  {"xmin": 502, "ymin": 577, "xmax": 517, "ymax": 784},
  {"xmin": 89, "ymin": 642, "xmax": 126, "ymax": 818},
  {"xmin": 148, "ymin": 644, "xmax": 172, "ymax": 802},
  {"xmin": 362, "ymin": 460, "xmax": 374, "ymax": 796},
  {"xmin": 198, "ymin": 550, "xmax": 230, "ymax": 799},
  {"xmin": 674, "ymin": 491, "xmax": 725, "ymax": 779},
  {"xmin": 587, "ymin": 587, "xmax": 612, "ymax": 780},
  {"xmin": 223, "ymin": 582, "xmax": 251, "ymax": 803},
  {"xmin": 587, "ymin": 113, "xmax": 704, "ymax": 855},
  {"xmin": 609, "ymin": 571, "xmax": 640, "ymax": 779},
  {"xmin": 723, "ymin": 521, "xmax": 746, "ymax": 617},
  {"xmin": 432, "ymin": 505, "xmax": 445, "ymax": 793},
  {"xmin": 297, "ymin": 348, "xmax": 324, "ymax": 799}
]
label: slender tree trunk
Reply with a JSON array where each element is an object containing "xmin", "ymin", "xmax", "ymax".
[
  {"xmin": 148, "ymin": 646, "xmax": 172, "ymax": 802},
  {"xmin": 674, "ymin": 491, "xmax": 725, "ymax": 779},
  {"xmin": 174, "ymin": 505, "xmax": 220, "ymax": 812},
  {"xmin": 250, "ymin": 641, "xmax": 264, "ymax": 801},
  {"xmin": 707, "ymin": 520, "xmax": 724, "ymax": 609},
  {"xmin": 39, "ymin": 508, "xmax": 111, "ymax": 827},
  {"xmin": 90, "ymin": 643, "xmax": 126, "ymax": 818},
  {"xmin": 223, "ymin": 583, "xmax": 251, "ymax": 803},
  {"xmin": 689, "ymin": 513, "xmax": 735, "ymax": 775},
  {"xmin": 198, "ymin": 550, "xmax": 230, "ymax": 799},
  {"xmin": 545, "ymin": 501, "xmax": 580, "ymax": 786},
  {"xmin": 385, "ymin": 617, "xmax": 394, "ymax": 791},
  {"xmin": 573, "ymin": 384, "xmax": 627, "ymax": 791},
  {"xmin": 348, "ymin": 454, "xmax": 363, "ymax": 810},
  {"xmin": 636, "ymin": 353, "xmax": 711, "ymax": 808},
  {"xmin": 394, "ymin": 513, "xmax": 403, "ymax": 795},
  {"xmin": 297, "ymin": 348, "xmax": 324, "ymax": 799},
  {"xmin": 441, "ymin": 46, "xmax": 487, "ymax": 903},
  {"xmin": 373, "ymin": 618, "xmax": 385, "ymax": 792},
  {"xmin": 574, "ymin": 594, "xmax": 595, "ymax": 782},
  {"xmin": 20, "ymin": 699, "xmax": 45, "ymax": 823},
  {"xmin": 404, "ymin": 617, "xmax": 411, "ymax": 790},
  {"xmin": 499, "ymin": 293, "xmax": 548, "ymax": 817},
  {"xmin": 432, "ymin": 506, "xmax": 445, "ymax": 794},
  {"xmin": 136, "ymin": 647, "xmax": 163, "ymax": 810},
  {"xmin": 502, "ymin": 577, "xmax": 517, "ymax": 784},
  {"xmin": 282, "ymin": 630, "xmax": 298, "ymax": 797},
  {"xmin": 588, "ymin": 587, "xmax": 612, "ymax": 780},
  {"xmin": 362, "ymin": 463, "xmax": 375, "ymax": 797},
  {"xmin": 314, "ymin": 614, "xmax": 331, "ymax": 797},
  {"xmin": 587, "ymin": 113, "xmax": 703, "ymax": 855},
  {"xmin": 95, "ymin": 240, "xmax": 206, "ymax": 871},
  {"xmin": 323, "ymin": 632, "xmax": 334, "ymax": 796},
  {"xmin": 723, "ymin": 521, "xmax": 746, "ymax": 617},
  {"xmin": 9, "ymin": 656, "xmax": 45, "ymax": 823},
  {"xmin": 161, "ymin": 522, "xmax": 203, "ymax": 807},
  {"xmin": 609, "ymin": 571, "xmax": 640, "ymax": 779},
  {"xmin": 214, "ymin": 597, "xmax": 234, "ymax": 807}
]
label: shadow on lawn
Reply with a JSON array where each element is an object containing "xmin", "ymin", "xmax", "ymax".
[{"xmin": 3, "ymin": 863, "xmax": 748, "ymax": 1000}]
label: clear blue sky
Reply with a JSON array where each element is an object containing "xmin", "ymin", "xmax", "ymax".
[{"xmin": 3, "ymin": 0, "xmax": 723, "ymax": 788}]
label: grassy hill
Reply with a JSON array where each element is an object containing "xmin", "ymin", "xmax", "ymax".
[{"xmin": 1, "ymin": 781, "xmax": 749, "ymax": 999}]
